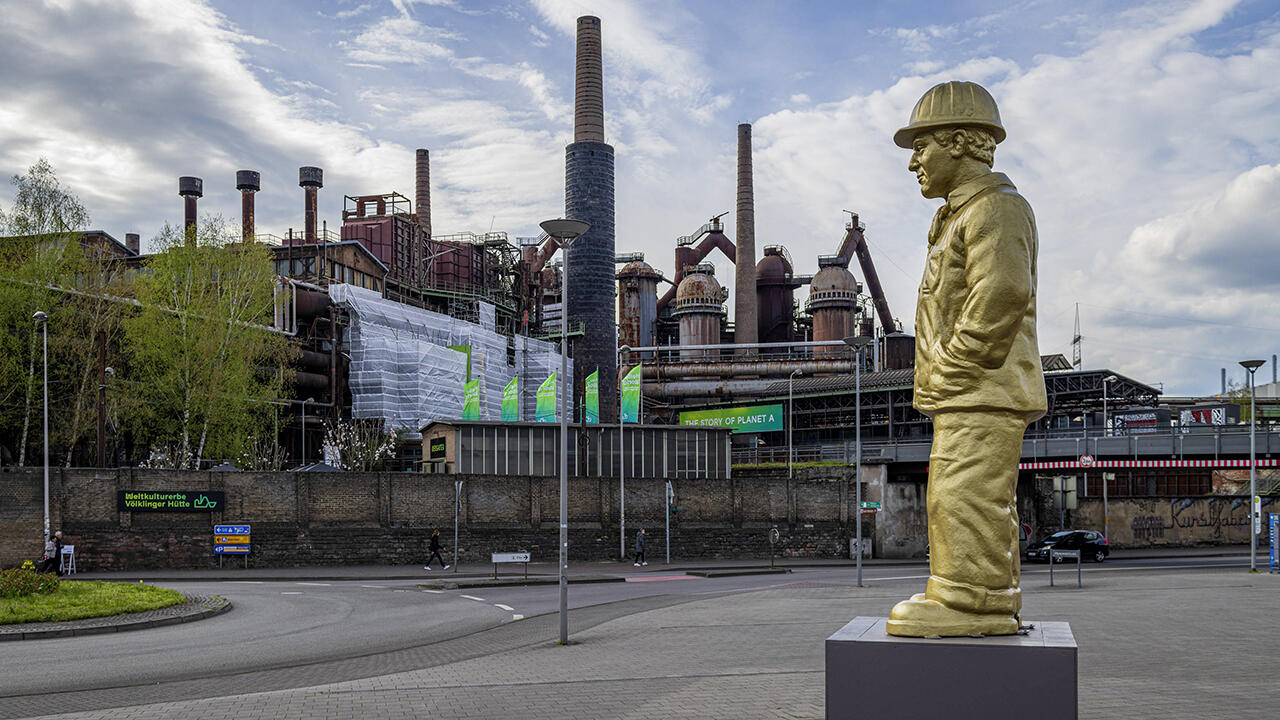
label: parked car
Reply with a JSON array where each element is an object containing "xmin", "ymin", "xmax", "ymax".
[{"xmin": 1025, "ymin": 530, "xmax": 1109, "ymax": 563}]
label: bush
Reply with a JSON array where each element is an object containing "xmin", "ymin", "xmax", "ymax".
[{"xmin": 0, "ymin": 567, "xmax": 60, "ymax": 598}]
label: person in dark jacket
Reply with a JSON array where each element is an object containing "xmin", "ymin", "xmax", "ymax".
[
  {"xmin": 424, "ymin": 529, "xmax": 450, "ymax": 570},
  {"xmin": 38, "ymin": 535, "xmax": 59, "ymax": 574},
  {"xmin": 633, "ymin": 528, "xmax": 647, "ymax": 567}
]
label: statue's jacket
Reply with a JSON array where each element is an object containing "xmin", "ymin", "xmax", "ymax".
[{"xmin": 913, "ymin": 172, "xmax": 1048, "ymax": 421}]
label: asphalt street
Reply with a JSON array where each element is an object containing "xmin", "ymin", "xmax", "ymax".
[{"xmin": 0, "ymin": 553, "xmax": 1255, "ymax": 720}]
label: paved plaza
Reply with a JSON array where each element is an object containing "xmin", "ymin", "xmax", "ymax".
[{"xmin": 8, "ymin": 561, "xmax": 1275, "ymax": 719}]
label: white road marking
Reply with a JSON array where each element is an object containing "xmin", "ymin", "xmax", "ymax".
[
  {"xmin": 511, "ymin": 614, "xmax": 524, "ymax": 621},
  {"xmin": 494, "ymin": 603, "xmax": 514, "ymax": 611},
  {"xmin": 226, "ymin": 581, "xmax": 264, "ymax": 584},
  {"xmin": 421, "ymin": 589, "xmax": 444, "ymax": 594},
  {"xmin": 281, "ymin": 591, "xmax": 303, "ymax": 595},
  {"xmin": 360, "ymin": 585, "xmax": 387, "ymax": 589},
  {"xmin": 460, "ymin": 594, "xmax": 487, "ymax": 602},
  {"xmin": 295, "ymin": 582, "xmax": 331, "ymax": 586}
]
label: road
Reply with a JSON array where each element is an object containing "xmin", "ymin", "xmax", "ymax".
[{"xmin": 0, "ymin": 554, "xmax": 1253, "ymax": 719}]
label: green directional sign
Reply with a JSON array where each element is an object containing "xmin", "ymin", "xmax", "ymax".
[
  {"xmin": 860, "ymin": 501, "xmax": 881, "ymax": 510},
  {"xmin": 677, "ymin": 403, "xmax": 784, "ymax": 434}
]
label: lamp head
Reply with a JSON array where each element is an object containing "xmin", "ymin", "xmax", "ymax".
[
  {"xmin": 539, "ymin": 218, "xmax": 590, "ymax": 241},
  {"xmin": 104, "ymin": 367, "xmax": 115, "ymax": 379},
  {"xmin": 842, "ymin": 335, "xmax": 872, "ymax": 349},
  {"xmin": 1103, "ymin": 374, "xmax": 1118, "ymax": 383},
  {"xmin": 1239, "ymin": 359, "xmax": 1265, "ymax": 374},
  {"xmin": 32, "ymin": 311, "xmax": 47, "ymax": 322}
]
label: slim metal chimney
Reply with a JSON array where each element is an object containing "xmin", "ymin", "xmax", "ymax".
[
  {"xmin": 178, "ymin": 176, "xmax": 202, "ymax": 246},
  {"xmin": 1273, "ymin": 355, "xmax": 1277, "ymax": 384},
  {"xmin": 415, "ymin": 149, "xmax": 431, "ymax": 237},
  {"xmin": 299, "ymin": 166, "xmax": 323, "ymax": 243},
  {"xmin": 236, "ymin": 170, "xmax": 260, "ymax": 243},
  {"xmin": 735, "ymin": 123, "xmax": 758, "ymax": 349},
  {"xmin": 574, "ymin": 16, "xmax": 605, "ymax": 143},
  {"xmin": 124, "ymin": 233, "xmax": 140, "ymax": 255},
  {"xmin": 1221, "ymin": 367, "xmax": 1226, "ymax": 395}
]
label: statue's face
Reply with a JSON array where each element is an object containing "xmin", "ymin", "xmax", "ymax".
[{"xmin": 907, "ymin": 132, "xmax": 960, "ymax": 200}]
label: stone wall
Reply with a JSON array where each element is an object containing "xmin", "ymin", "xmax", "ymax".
[
  {"xmin": 1071, "ymin": 495, "xmax": 1277, "ymax": 548},
  {"xmin": 0, "ymin": 465, "xmax": 889, "ymax": 570}
]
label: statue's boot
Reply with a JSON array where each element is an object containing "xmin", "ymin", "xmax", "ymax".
[{"xmin": 886, "ymin": 595, "xmax": 1018, "ymax": 637}]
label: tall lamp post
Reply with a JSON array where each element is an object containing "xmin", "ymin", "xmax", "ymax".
[
  {"xmin": 33, "ymin": 312, "xmax": 49, "ymax": 543},
  {"xmin": 540, "ymin": 218, "xmax": 590, "ymax": 645},
  {"xmin": 788, "ymin": 369, "xmax": 801, "ymax": 478},
  {"xmin": 1101, "ymin": 374, "xmax": 1117, "ymax": 540},
  {"xmin": 1240, "ymin": 359, "xmax": 1265, "ymax": 572},
  {"xmin": 843, "ymin": 335, "xmax": 872, "ymax": 587}
]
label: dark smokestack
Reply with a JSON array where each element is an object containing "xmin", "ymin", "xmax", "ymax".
[
  {"xmin": 735, "ymin": 124, "xmax": 758, "ymax": 349},
  {"xmin": 125, "ymin": 233, "xmax": 140, "ymax": 255},
  {"xmin": 415, "ymin": 149, "xmax": 431, "ymax": 237},
  {"xmin": 299, "ymin": 166, "xmax": 322, "ymax": 243},
  {"xmin": 178, "ymin": 176, "xmax": 202, "ymax": 245},
  {"xmin": 565, "ymin": 14, "xmax": 616, "ymax": 420},
  {"xmin": 236, "ymin": 170, "xmax": 260, "ymax": 243},
  {"xmin": 574, "ymin": 16, "xmax": 605, "ymax": 143}
]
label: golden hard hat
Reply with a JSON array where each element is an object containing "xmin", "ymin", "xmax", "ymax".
[{"xmin": 893, "ymin": 81, "xmax": 1006, "ymax": 149}]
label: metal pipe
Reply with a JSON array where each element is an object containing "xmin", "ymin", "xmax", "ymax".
[
  {"xmin": 789, "ymin": 369, "xmax": 799, "ymax": 478},
  {"xmin": 644, "ymin": 378, "xmax": 791, "ymax": 399},
  {"xmin": 855, "ymin": 345, "xmax": 863, "ymax": 587},
  {"xmin": 559, "ymin": 240, "xmax": 570, "ymax": 644},
  {"xmin": 178, "ymin": 176, "xmax": 202, "ymax": 246},
  {"xmin": 837, "ymin": 224, "xmax": 896, "ymax": 333},
  {"xmin": 643, "ymin": 359, "xmax": 855, "ymax": 379},
  {"xmin": 299, "ymin": 167, "xmax": 323, "ymax": 243},
  {"xmin": 624, "ymin": 340, "xmax": 847, "ymax": 354}
]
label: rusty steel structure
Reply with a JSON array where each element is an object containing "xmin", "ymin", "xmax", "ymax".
[
  {"xmin": 756, "ymin": 245, "xmax": 801, "ymax": 343},
  {"xmin": 236, "ymin": 170, "xmax": 260, "ymax": 243},
  {"xmin": 416, "ymin": 148, "xmax": 431, "ymax": 238},
  {"xmin": 734, "ymin": 123, "xmax": 758, "ymax": 350},
  {"xmin": 807, "ymin": 257, "xmax": 861, "ymax": 357},
  {"xmin": 298, "ymin": 166, "xmax": 323, "ymax": 244},
  {"xmin": 656, "ymin": 215, "xmax": 735, "ymax": 312},
  {"xmin": 672, "ymin": 264, "xmax": 726, "ymax": 360},
  {"xmin": 834, "ymin": 213, "xmax": 896, "ymax": 333},
  {"xmin": 617, "ymin": 256, "xmax": 662, "ymax": 352},
  {"xmin": 178, "ymin": 176, "xmax": 201, "ymax": 244}
]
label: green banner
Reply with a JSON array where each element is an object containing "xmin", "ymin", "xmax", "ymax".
[
  {"xmin": 462, "ymin": 379, "xmax": 480, "ymax": 420},
  {"xmin": 584, "ymin": 369, "xmax": 599, "ymax": 424},
  {"xmin": 621, "ymin": 364, "xmax": 642, "ymax": 423},
  {"xmin": 678, "ymin": 403, "xmax": 784, "ymax": 434},
  {"xmin": 535, "ymin": 372, "xmax": 557, "ymax": 423},
  {"xmin": 502, "ymin": 376, "xmax": 520, "ymax": 422}
]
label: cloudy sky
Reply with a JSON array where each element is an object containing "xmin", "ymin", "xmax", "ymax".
[{"xmin": 1, "ymin": 0, "xmax": 1278, "ymax": 396}]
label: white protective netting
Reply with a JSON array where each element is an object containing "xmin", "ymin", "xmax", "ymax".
[{"xmin": 331, "ymin": 284, "xmax": 572, "ymax": 429}]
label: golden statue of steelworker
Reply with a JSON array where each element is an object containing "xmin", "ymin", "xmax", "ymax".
[{"xmin": 887, "ymin": 81, "xmax": 1047, "ymax": 637}]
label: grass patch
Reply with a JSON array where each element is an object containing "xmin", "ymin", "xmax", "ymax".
[{"xmin": 0, "ymin": 580, "xmax": 185, "ymax": 625}]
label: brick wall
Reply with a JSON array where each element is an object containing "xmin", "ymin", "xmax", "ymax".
[{"xmin": 0, "ymin": 466, "xmax": 886, "ymax": 570}]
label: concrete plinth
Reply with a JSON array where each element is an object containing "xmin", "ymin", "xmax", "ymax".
[{"xmin": 826, "ymin": 616, "xmax": 1077, "ymax": 720}]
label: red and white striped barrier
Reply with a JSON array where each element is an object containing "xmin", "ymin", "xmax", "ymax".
[{"xmin": 1018, "ymin": 458, "xmax": 1280, "ymax": 470}]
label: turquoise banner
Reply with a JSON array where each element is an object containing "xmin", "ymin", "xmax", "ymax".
[
  {"xmin": 462, "ymin": 379, "xmax": 480, "ymax": 420},
  {"xmin": 535, "ymin": 372, "xmax": 557, "ymax": 423},
  {"xmin": 584, "ymin": 369, "xmax": 599, "ymax": 424},
  {"xmin": 502, "ymin": 377, "xmax": 520, "ymax": 422},
  {"xmin": 621, "ymin": 364, "xmax": 642, "ymax": 423},
  {"xmin": 678, "ymin": 403, "xmax": 784, "ymax": 434}
]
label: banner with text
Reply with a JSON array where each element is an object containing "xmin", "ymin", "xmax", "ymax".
[
  {"xmin": 535, "ymin": 372, "xmax": 557, "ymax": 423},
  {"xmin": 502, "ymin": 376, "xmax": 520, "ymax": 422},
  {"xmin": 584, "ymin": 369, "xmax": 599, "ymax": 424},
  {"xmin": 678, "ymin": 403, "xmax": 784, "ymax": 434},
  {"xmin": 462, "ymin": 379, "xmax": 480, "ymax": 420},
  {"xmin": 621, "ymin": 364, "xmax": 642, "ymax": 424}
]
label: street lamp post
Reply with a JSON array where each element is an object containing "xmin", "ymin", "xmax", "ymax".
[
  {"xmin": 540, "ymin": 218, "xmax": 590, "ymax": 645},
  {"xmin": 843, "ymin": 335, "xmax": 872, "ymax": 587},
  {"xmin": 1240, "ymin": 359, "xmax": 1265, "ymax": 572},
  {"xmin": 33, "ymin": 312, "xmax": 49, "ymax": 543},
  {"xmin": 788, "ymin": 369, "xmax": 800, "ymax": 478},
  {"xmin": 1101, "ymin": 374, "xmax": 1117, "ymax": 540}
]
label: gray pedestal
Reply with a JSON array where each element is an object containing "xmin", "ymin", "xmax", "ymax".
[{"xmin": 826, "ymin": 617, "xmax": 1076, "ymax": 720}]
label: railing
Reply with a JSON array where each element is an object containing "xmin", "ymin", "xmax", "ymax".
[{"xmin": 733, "ymin": 444, "xmax": 848, "ymax": 466}]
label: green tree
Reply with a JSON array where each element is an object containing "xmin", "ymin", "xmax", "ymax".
[
  {"xmin": 124, "ymin": 215, "xmax": 290, "ymax": 467},
  {"xmin": 0, "ymin": 159, "xmax": 91, "ymax": 464}
]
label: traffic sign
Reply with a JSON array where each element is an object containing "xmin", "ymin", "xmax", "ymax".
[
  {"xmin": 1254, "ymin": 496, "xmax": 1263, "ymax": 535},
  {"xmin": 860, "ymin": 501, "xmax": 881, "ymax": 509},
  {"xmin": 1079, "ymin": 454, "xmax": 1095, "ymax": 467},
  {"xmin": 214, "ymin": 525, "xmax": 250, "ymax": 535},
  {"xmin": 214, "ymin": 535, "xmax": 250, "ymax": 545},
  {"xmin": 214, "ymin": 545, "xmax": 250, "ymax": 554}
]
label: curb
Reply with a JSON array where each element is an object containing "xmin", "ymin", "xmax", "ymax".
[
  {"xmin": 0, "ymin": 595, "xmax": 231, "ymax": 641},
  {"xmin": 686, "ymin": 568, "xmax": 793, "ymax": 578},
  {"xmin": 418, "ymin": 574, "xmax": 626, "ymax": 590}
]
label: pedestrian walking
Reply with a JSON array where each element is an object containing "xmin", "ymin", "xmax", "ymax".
[
  {"xmin": 424, "ymin": 529, "xmax": 450, "ymax": 571},
  {"xmin": 633, "ymin": 528, "xmax": 647, "ymax": 566}
]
